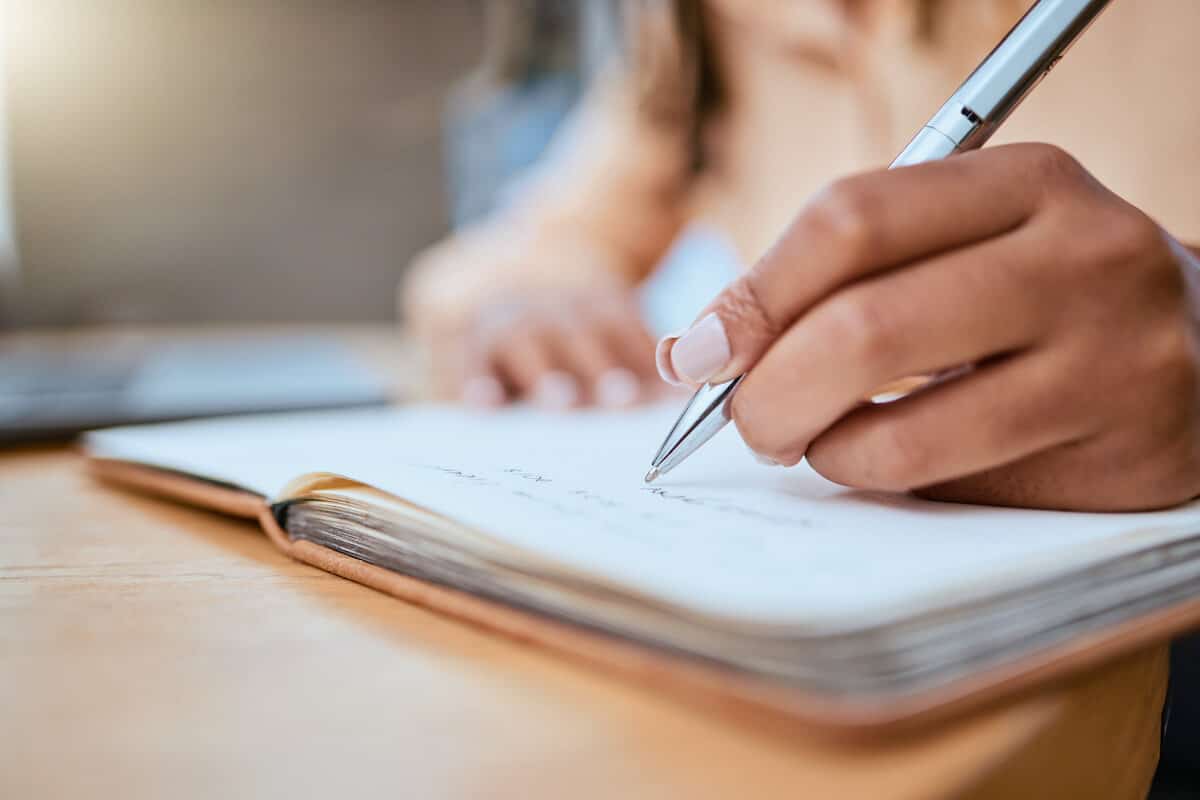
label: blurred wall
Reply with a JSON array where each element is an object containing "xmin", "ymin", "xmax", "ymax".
[{"xmin": 4, "ymin": 0, "xmax": 484, "ymax": 324}]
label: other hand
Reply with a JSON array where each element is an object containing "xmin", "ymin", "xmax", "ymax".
[{"xmin": 457, "ymin": 289, "xmax": 661, "ymax": 410}]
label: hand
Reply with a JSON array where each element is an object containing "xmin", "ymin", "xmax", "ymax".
[
  {"xmin": 456, "ymin": 288, "xmax": 662, "ymax": 410},
  {"xmin": 657, "ymin": 143, "xmax": 1200, "ymax": 511}
]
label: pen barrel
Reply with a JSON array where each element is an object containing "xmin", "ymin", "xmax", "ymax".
[
  {"xmin": 894, "ymin": 0, "xmax": 1111, "ymax": 164},
  {"xmin": 890, "ymin": 126, "xmax": 958, "ymax": 169}
]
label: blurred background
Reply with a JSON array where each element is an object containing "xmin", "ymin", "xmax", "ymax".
[{"xmin": 0, "ymin": 1, "xmax": 615, "ymax": 327}]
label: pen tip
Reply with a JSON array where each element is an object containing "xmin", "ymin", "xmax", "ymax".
[{"xmin": 643, "ymin": 466, "xmax": 660, "ymax": 484}]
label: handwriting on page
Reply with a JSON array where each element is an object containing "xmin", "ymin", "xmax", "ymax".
[
  {"xmin": 641, "ymin": 486, "xmax": 812, "ymax": 527},
  {"xmin": 417, "ymin": 464, "xmax": 813, "ymax": 531},
  {"xmin": 405, "ymin": 461, "xmax": 840, "ymax": 595}
]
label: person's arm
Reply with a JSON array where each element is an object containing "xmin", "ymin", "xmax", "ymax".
[{"xmin": 404, "ymin": 65, "xmax": 690, "ymax": 404}]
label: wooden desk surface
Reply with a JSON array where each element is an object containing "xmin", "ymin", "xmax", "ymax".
[{"xmin": 0, "ymin": 326, "xmax": 1169, "ymax": 799}]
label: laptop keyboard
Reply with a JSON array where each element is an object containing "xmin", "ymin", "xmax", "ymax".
[
  {"xmin": 0, "ymin": 335, "xmax": 390, "ymax": 441},
  {"xmin": 0, "ymin": 351, "xmax": 139, "ymax": 396}
]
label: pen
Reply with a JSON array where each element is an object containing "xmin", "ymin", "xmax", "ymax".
[{"xmin": 644, "ymin": 0, "xmax": 1113, "ymax": 484}]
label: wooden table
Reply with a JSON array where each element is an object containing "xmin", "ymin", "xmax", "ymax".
[{"xmin": 0, "ymin": 326, "xmax": 1170, "ymax": 799}]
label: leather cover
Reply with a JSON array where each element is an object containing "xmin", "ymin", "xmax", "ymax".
[{"xmin": 87, "ymin": 456, "xmax": 1200, "ymax": 738}]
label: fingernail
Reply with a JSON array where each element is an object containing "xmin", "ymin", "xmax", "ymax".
[
  {"xmin": 533, "ymin": 371, "xmax": 579, "ymax": 411},
  {"xmin": 596, "ymin": 367, "xmax": 640, "ymax": 408},
  {"xmin": 752, "ymin": 451, "xmax": 781, "ymax": 467},
  {"xmin": 655, "ymin": 329, "xmax": 687, "ymax": 385},
  {"xmin": 670, "ymin": 313, "xmax": 731, "ymax": 384},
  {"xmin": 462, "ymin": 375, "xmax": 505, "ymax": 408}
]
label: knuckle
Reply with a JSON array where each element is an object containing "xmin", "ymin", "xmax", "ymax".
[
  {"xmin": 1095, "ymin": 208, "xmax": 1165, "ymax": 269},
  {"xmin": 805, "ymin": 178, "xmax": 876, "ymax": 262},
  {"xmin": 720, "ymin": 276, "xmax": 782, "ymax": 339},
  {"xmin": 821, "ymin": 292, "xmax": 896, "ymax": 368},
  {"xmin": 1024, "ymin": 142, "xmax": 1085, "ymax": 189},
  {"xmin": 1070, "ymin": 208, "xmax": 1182, "ymax": 303}
]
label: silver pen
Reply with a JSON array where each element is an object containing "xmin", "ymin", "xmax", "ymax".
[{"xmin": 645, "ymin": 0, "xmax": 1112, "ymax": 484}]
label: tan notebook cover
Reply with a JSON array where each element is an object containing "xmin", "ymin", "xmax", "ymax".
[{"xmin": 87, "ymin": 456, "xmax": 1200, "ymax": 738}]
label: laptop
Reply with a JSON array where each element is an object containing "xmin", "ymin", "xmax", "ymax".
[
  {"xmin": 0, "ymin": 331, "xmax": 392, "ymax": 445},
  {"xmin": 0, "ymin": 47, "xmax": 389, "ymax": 446}
]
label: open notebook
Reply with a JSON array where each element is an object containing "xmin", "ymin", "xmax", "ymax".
[{"xmin": 85, "ymin": 406, "xmax": 1200, "ymax": 732}]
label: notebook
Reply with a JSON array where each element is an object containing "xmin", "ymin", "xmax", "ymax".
[{"xmin": 84, "ymin": 405, "xmax": 1200, "ymax": 733}]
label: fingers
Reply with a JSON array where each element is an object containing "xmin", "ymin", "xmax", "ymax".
[
  {"xmin": 913, "ymin": 424, "xmax": 1200, "ymax": 511},
  {"xmin": 491, "ymin": 320, "xmax": 581, "ymax": 409},
  {"xmin": 801, "ymin": 347, "xmax": 1095, "ymax": 493},
  {"xmin": 551, "ymin": 314, "xmax": 643, "ymax": 408},
  {"xmin": 659, "ymin": 144, "xmax": 1055, "ymax": 386},
  {"xmin": 461, "ymin": 293, "xmax": 659, "ymax": 409},
  {"xmin": 732, "ymin": 224, "xmax": 1055, "ymax": 464}
]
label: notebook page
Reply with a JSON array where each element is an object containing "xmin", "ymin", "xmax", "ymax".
[
  {"xmin": 87, "ymin": 406, "xmax": 1200, "ymax": 632},
  {"xmin": 85, "ymin": 408, "xmax": 409, "ymax": 496}
]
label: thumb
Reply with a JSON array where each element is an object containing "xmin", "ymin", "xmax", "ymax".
[{"xmin": 655, "ymin": 276, "xmax": 783, "ymax": 386}]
